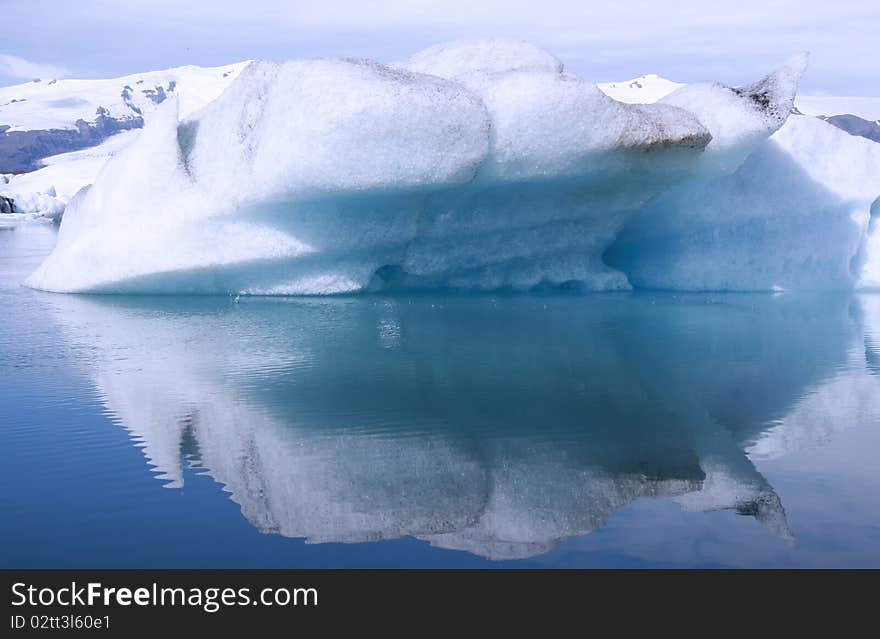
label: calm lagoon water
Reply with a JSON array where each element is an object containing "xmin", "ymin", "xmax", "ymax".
[{"xmin": 2, "ymin": 223, "xmax": 879, "ymax": 568}]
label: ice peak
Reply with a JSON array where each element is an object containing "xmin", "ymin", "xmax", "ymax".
[{"xmin": 731, "ymin": 52, "xmax": 809, "ymax": 125}]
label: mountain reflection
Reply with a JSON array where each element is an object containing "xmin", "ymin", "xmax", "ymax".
[{"xmin": 43, "ymin": 292, "xmax": 880, "ymax": 559}]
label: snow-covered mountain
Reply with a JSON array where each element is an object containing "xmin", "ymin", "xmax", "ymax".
[
  {"xmin": 596, "ymin": 74, "xmax": 685, "ymax": 103},
  {"xmin": 0, "ymin": 61, "xmax": 248, "ymax": 173},
  {"xmin": 795, "ymin": 95, "xmax": 880, "ymax": 122},
  {"xmin": 814, "ymin": 113, "xmax": 880, "ymax": 143},
  {"xmin": 0, "ymin": 130, "xmax": 138, "ymax": 224}
]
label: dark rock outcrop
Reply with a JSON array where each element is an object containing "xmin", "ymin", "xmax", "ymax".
[
  {"xmin": 0, "ymin": 195, "xmax": 15, "ymax": 214},
  {"xmin": 820, "ymin": 113, "xmax": 880, "ymax": 143}
]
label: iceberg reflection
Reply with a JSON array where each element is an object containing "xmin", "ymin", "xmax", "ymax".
[{"xmin": 43, "ymin": 292, "xmax": 880, "ymax": 559}]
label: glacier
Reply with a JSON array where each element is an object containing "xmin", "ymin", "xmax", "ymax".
[{"xmin": 22, "ymin": 39, "xmax": 880, "ymax": 294}]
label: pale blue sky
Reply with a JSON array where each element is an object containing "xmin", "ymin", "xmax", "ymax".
[{"xmin": 1, "ymin": 0, "xmax": 877, "ymax": 94}]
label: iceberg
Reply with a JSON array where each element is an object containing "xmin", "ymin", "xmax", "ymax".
[{"xmin": 27, "ymin": 39, "xmax": 875, "ymax": 295}]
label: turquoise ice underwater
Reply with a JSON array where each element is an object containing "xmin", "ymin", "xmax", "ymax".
[{"xmin": 2, "ymin": 224, "xmax": 880, "ymax": 568}]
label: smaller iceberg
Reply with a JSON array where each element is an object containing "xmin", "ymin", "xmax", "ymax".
[{"xmin": 606, "ymin": 112, "xmax": 880, "ymax": 291}]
